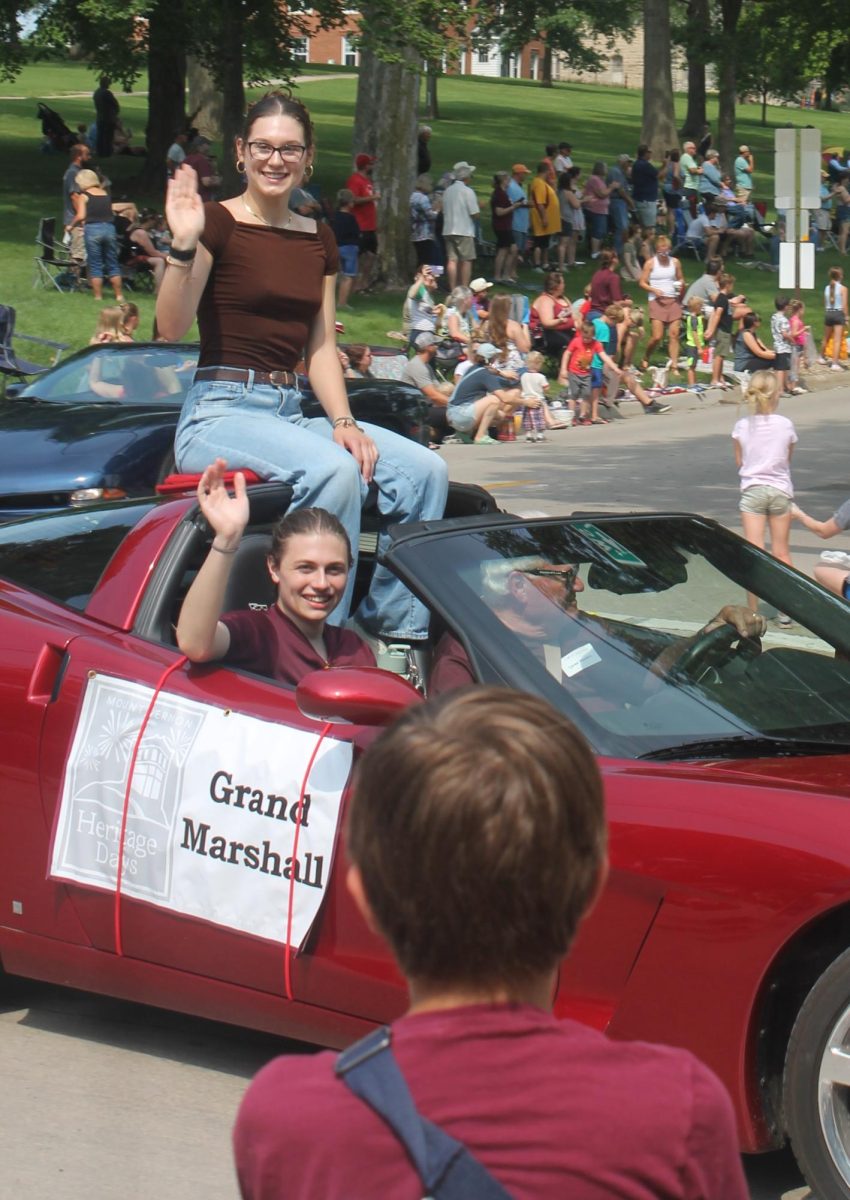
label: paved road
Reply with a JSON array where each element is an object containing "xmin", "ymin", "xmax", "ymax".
[
  {"xmin": 0, "ymin": 979, "xmax": 812, "ymax": 1199},
  {"xmin": 440, "ymin": 375, "xmax": 850, "ymax": 586},
  {"xmin": 4, "ymin": 377, "xmax": 848, "ymax": 1200}
]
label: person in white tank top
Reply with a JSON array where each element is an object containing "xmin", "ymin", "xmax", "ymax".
[
  {"xmin": 822, "ymin": 267, "xmax": 848, "ymax": 370},
  {"xmin": 638, "ymin": 235, "xmax": 685, "ymax": 373}
]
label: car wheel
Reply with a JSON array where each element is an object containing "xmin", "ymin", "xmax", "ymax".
[{"xmin": 784, "ymin": 948, "xmax": 850, "ymax": 1200}]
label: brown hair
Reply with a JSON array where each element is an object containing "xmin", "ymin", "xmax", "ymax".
[
  {"xmin": 597, "ymin": 249, "xmax": 615, "ymax": 270},
  {"xmin": 241, "ymin": 90, "xmax": 315, "ymax": 150},
  {"xmin": 486, "ymin": 293, "xmax": 511, "ymax": 353},
  {"xmin": 346, "ymin": 344, "xmax": 371, "ymax": 372},
  {"xmin": 346, "ymin": 688, "xmax": 605, "ymax": 987},
  {"xmin": 604, "ymin": 303, "xmax": 624, "ymax": 321},
  {"xmin": 268, "ymin": 507, "xmax": 351, "ymax": 566},
  {"xmin": 543, "ymin": 270, "xmax": 564, "ymax": 296}
]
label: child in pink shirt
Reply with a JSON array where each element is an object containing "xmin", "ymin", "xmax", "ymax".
[{"xmin": 732, "ymin": 369, "xmax": 797, "ymax": 624}]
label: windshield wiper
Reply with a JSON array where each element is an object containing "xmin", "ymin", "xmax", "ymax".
[{"xmin": 639, "ymin": 735, "xmax": 850, "ymax": 762}]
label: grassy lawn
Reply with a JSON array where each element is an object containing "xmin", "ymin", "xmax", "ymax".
[{"xmin": 3, "ymin": 60, "xmax": 847, "ymax": 360}]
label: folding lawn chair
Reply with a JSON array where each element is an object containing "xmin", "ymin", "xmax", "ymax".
[
  {"xmin": 33, "ymin": 218, "xmax": 84, "ymax": 292},
  {"xmin": 0, "ymin": 305, "xmax": 68, "ymax": 393}
]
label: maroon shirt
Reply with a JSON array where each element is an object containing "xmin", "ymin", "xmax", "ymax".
[
  {"xmin": 221, "ymin": 605, "xmax": 374, "ymax": 686},
  {"xmin": 198, "ymin": 203, "xmax": 340, "ymax": 372},
  {"xmin": 233, "ymin": 1003, "xmax": 748, "ymax": 1200},
  {"xmin": 588, "ymin": 266, "xmax": 625, "ymax": 312}
]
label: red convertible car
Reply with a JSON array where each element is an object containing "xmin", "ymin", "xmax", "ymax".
[{"xmin": 3, "ymin": 485, "xmax": 850, "ymax": 1199}]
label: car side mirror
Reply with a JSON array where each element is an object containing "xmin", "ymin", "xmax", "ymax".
[
  {"xmin": 296, "ymin": 667, "xmax": 422, "ymax": 727},
  {"xmin": 4, "ymin": 382, "xmax": 24, "ymax": 400}
]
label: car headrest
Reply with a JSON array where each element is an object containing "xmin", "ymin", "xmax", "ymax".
[{"xmin": 220, "ymin": 533, "xmax": 276, "ymax": 614}]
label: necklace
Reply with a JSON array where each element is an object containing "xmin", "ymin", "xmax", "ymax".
[{"xmin": 242, "ymin": 195, "xmax": 292, "ymax": 229}]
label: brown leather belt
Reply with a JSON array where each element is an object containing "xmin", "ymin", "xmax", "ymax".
[{"xmin": 194, "ymin": 366, "xmax": 298, "ymax": 388}]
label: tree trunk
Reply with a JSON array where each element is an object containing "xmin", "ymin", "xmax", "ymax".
[
  {"xmin": 641, "ymin": 0, "xmax": 678, "ymax": 157},
  {"xmin": 540, "ymin": 41, "xmax": 553, "ymax": 88},
  {"xmin": 137, "ymin": 0, "xmax": 187, "ymax": 196},
  {"xmin": 187, "ymin": 56, "xmax": 223, "ymax": 142},
  {"xmin": 216, "ymin": 0, "xmax": 245, "ymax": 199},
  {"xmin": 679, "ymin": 0, "xmax": 708, "ymax": 139},
  {"xmin": 424, "ymin": 65, "xmax": 439, "ymax": 120},
  {"xmin": 354, "ymin": 44, "xmax": 420, "ymax": 288},
  {"xmin": 353, "ymin": 44, "xmax": 382, "ymax": 159},
  {"xmin": 715, "ymin": 0, "xmax": 742, "ymax": 174}
]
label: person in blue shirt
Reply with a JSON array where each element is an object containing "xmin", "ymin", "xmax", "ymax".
[
  {"xmin": 699, "ymin": 150, "xmax": 723, "ymax": 201},
  {"xmin": 505, "ymin": 163, "xmax": 531, "ymax": 282},
  {"xmin": 631, "ymin": 145, "xmax": 660, "ymax": 233}
]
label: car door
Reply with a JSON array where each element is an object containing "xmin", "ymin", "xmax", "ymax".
[{"xmin": 40, "ymin": 631, "xmax": 405, "ymax": 1023}]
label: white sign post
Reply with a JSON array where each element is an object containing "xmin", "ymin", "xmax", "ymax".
[{"xmin": 775, "ymin": 127, "xmax": 821, "ymax": 292}]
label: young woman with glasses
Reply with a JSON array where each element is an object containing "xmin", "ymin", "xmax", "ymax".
[{"xmin": 156, "ymin": 91, "xmax": 447, "ymax": 645}]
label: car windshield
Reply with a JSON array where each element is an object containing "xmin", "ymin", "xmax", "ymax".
[
  {"xmin": 15, "ymin": 344, "xmax": 199, "ymax": 405},
  {"xmin": 408, "ymin": 516, "xmax": 850, "ymax": 759},
  {"xmin": 0, "ymin": 501, "xmax": 157, "ymax": 609}
]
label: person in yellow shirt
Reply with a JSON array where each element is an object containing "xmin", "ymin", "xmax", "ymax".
[{"xmin": 529, "ymin": 161, "xmax": 561, "ymax": 270}]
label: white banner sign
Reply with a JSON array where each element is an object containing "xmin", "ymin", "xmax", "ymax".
[{"xmin": 50, "ymin": 675, "xmax": 352, "ymax": 947}]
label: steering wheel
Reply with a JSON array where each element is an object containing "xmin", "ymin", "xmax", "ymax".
[{"xmin": 669, "ymin": 623, "xmax": 762, "ymax": 683}]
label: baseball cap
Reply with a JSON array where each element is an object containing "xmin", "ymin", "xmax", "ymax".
[
  {"xmin": 739, "ymin": 145, "xmax": 750, "ymax": 153},
  {"xmin": 415, "ymin": 332, "xmax": 438, "ymax": 350},
  {"xmin": 618, "ymin": 153, "xmax": 633, "ymax": 163},
  {"xmin": 452, "ymin": 160, "xmax": 476, "ymax": 179},
  {"xmin": 477, "ymin": 342, "xmax": 501, "ymax": 361},
  {"xmin": 355, "ymin": 153, "xmax": 377, "ymax": 169},
  {"xmin": 512, "ymin": 163, "xmax": 531, "ymax": 175},
  {"xmin": 469, "ymin": 277, "xmax": 492, "ymax": 294}
]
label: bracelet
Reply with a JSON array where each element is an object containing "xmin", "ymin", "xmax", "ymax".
[
  {"xmin": 166, "ymin": 255, "xmax": 193, "ymax": 269},
  {"xmin": 332, "ymin": 416, "xmax": 362, "ymax": 430},
  {"xmin": 211, "ymin": 542, "xmax": 239, "ymax": 555},
  {"xmin": 168, "ymin": 244, "xmax": 197, "ymax": 262}
]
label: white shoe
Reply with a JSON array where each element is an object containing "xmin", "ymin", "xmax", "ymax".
[
  {"xmin": 830, "ymin": 363, "xmax": 843, "ymax": 371},
  {"xmin": 526, "ymin": 432, "xmax": 535, "ymax": 441}
]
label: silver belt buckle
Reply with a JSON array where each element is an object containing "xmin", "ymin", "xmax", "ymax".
[{"xmin": 269, "ymin": 370, "xmax": 290, "ymax": 387}]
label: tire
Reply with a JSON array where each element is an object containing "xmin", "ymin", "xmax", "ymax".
[{"xmin": 784, "ymin": 947, "xmax": 850, "ymax": 1200}]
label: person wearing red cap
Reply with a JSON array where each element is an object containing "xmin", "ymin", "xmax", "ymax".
[{"xmin": 346, "ymin": 153, "xmax": 380, "ymax": 292}]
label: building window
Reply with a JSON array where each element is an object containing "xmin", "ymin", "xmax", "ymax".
[
  {"xmin": 610, "ymin": 53, "xmax": 624, "ymax": 86},
  {"xmin": 477, "ymin": 44, "xmax": 489, "ymax": 64},
  {"xmin": 341, "ymin": 36, "xmax": 358, "ymax": 67},
  {"xmin": 292, "ymin": 37, "xmax": 308, "ymax": 64},
  {"xmin": 529, "ymin": 50, "xmax": 539, "ymax": 81}
]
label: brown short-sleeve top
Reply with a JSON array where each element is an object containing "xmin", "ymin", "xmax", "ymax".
[{"xmin": 197, "ymin": 203, "xmax": 340, "ymax": 372}]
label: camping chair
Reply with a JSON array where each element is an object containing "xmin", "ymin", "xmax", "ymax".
[
  {"xmin": 33, "ymin": 218, "xmax": 84, "ymax": 292},
  {"xmin": 0, "ymin": 305, "xmax": 68, "ymax": 393}
]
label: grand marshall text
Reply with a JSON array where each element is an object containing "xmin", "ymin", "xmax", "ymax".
[{"xmin": 180, "ymin": 769, "xmax": 325, "ymax": 887}]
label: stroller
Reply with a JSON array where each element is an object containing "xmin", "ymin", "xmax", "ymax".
[{"xmin": 37, "ymin": 102, "xmax": 76, "ymax": 152}]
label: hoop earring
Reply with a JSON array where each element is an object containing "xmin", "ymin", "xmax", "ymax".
[
  {"xmin": 236, "ymin": 160, "xmax": 245, "ymax": 175},
  {"xmin": 303, "ymin": 164, "xmax": 314, "ymax": 182}
]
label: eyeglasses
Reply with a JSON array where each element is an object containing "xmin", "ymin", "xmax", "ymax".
[
  {"xmin": 521, "ymin": 565, "xmax": 579, "ymax": 587},
  {"xmin": 247, "ymin": 141, "xmax": 307, "ymax": 163}
]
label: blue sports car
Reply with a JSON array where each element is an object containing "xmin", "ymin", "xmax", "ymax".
[{"xmin": 0, "ymin": 343, "xmax": 429, "ymax": 520}]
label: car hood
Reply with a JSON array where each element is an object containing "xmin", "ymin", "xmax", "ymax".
[
  {"xmin": 0, "ymin": 401, "xmax": 178, "ymax": 477},
  {"xmin": 616, "ymin": 751, "xmax": 850, "ymax": 797}
]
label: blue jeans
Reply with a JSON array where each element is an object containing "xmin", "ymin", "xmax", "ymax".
[
  {"xmin": 609, "ymin": 198, "xmax": 629, "ymax": 254},
  {"xmin": 84, "ymin": 221, "xmax": 119, "ymax": 278},
  {"xmin": 175, "ymin": 375, "xmax": 449, "ymax": 639}
]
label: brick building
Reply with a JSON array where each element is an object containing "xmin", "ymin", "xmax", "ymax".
[{"xmin": 299, "ymin": 21, "xmax": 691, "ymax": 92}]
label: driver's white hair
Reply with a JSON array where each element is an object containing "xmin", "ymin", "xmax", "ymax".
[{"xmin": 481, "ymin": 556, "xmax": 548, "ymax": 598}]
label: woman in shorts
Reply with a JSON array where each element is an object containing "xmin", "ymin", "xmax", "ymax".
[
  {"xmin": 638, "ymin": 235, "xmax": 684, "ymax": 372},
  {"xmin": 822, "ymin": 266, "xmax": 848, "ymax": 370}
]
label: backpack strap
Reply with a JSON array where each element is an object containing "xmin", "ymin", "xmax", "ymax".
[{"xmin": 336, "ymin": 1027, "xmax": 514, "ymax": 1200}]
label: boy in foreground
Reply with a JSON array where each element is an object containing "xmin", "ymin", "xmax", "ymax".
[{"xmin": 233, "ymin": 689, "xmax": 747, "ymax": 1200}]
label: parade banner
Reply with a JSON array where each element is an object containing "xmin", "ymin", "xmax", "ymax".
[{"xmin": 50, "ymin": 675, "xmax": 351, "ymax": 947}]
